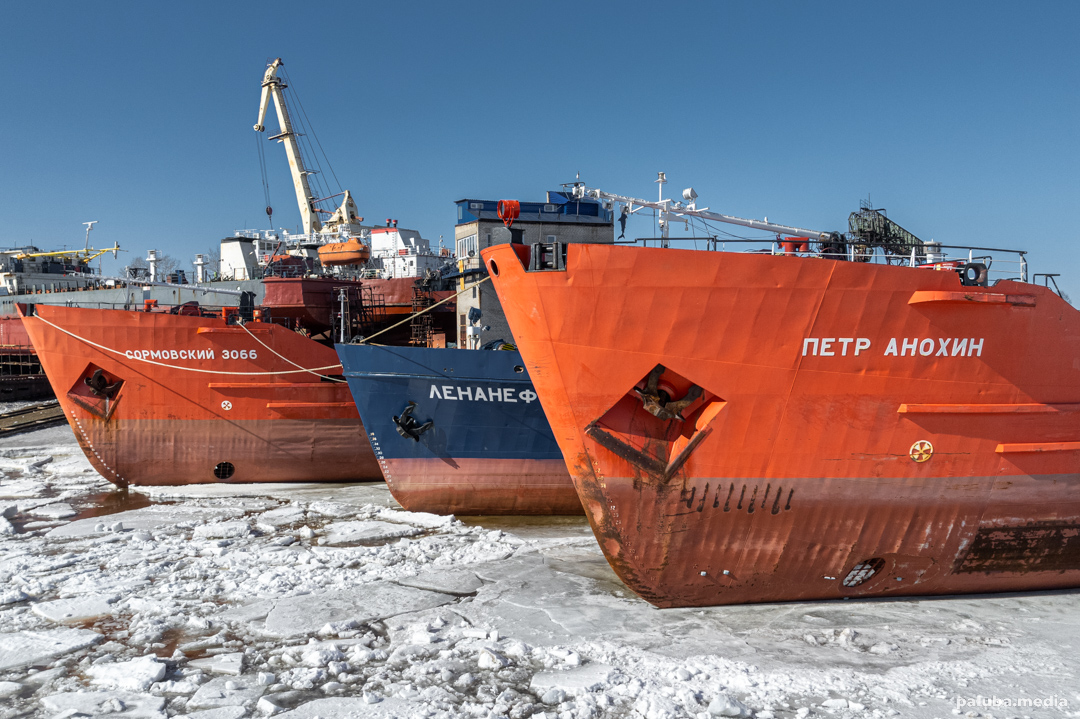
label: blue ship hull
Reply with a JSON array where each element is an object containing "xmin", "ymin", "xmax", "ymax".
[{"xmin": 336, "ymin": 344, "xmax": 581, "ymax": 515}]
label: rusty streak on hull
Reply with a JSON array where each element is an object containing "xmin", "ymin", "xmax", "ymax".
[
  {"xmin": 67, "ymin": 417, "xmax": 379, "ymax": 485},
  {"xmin": 380, "ymin": 457, "xmax": 583, "ymax": 515},
  {"xmin": 483, "ymin": 242, "xmax": 1080, "ymax": 607}
]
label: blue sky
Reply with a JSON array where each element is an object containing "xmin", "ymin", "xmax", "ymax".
[{"xmin": 2, "ymin": 2, "xmax": 1077, "ymax": 294}]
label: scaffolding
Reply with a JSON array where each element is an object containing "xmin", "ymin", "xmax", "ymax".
[
  {"xmin": 331, "ymin": 286, "xmax": 387, "ymax": 343},
  {"xmin": 409, "ymin": 285, "xmax": 435, "ymax": 347}
]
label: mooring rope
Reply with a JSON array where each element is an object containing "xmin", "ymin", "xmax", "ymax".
[
  {"xmin": 32, "ymin": 313, "xmax": 345, "ymax": 377},
  {"xmin": 31, "ymin": 273, "xmax": 491, "ymax": 376},
  {"xmin": 239, "ymin": 322, "xmax": 346, "ymax": 383},
  {"xmin": 356, "ymin": 275, "xmax": 490, "ymax": 345}
]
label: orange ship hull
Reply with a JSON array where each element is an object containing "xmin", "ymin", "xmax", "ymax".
[
  {"xmin": 484, "ymin": 242, "xmax": 1080, "ymax": 607},
  {"xmin": 19, "ymin": 304, "xmax": 381, "ymax": 486}
]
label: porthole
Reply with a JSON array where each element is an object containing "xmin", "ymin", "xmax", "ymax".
[
  {"xmin": 489, "ymin": 260, "xmax": 499, "ymax": 277},
  {"xmin": 514, "ymin": 365, "xmax": 525, "ymax": 373},
  {"xmin": 214, "ymin": 462, "xmax": 235, "ymax": 480}
]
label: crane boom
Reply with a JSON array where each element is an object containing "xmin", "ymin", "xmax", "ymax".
[
  {"xmin": 254, "ymin": 58, "xmax": 322, "ymax": 235},
  {"xmin": 571, "ymin": 183, "xmax": 834, "ymax": 241}
]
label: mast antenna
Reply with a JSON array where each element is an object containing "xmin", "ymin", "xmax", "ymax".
[{"xmin": 83, "ymin": 221, "xmax": 98, "ymax": 251}]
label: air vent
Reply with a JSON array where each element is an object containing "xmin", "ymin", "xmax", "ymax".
[
  {"xmin": 843, "ymin": 558, "xmax": 885, "ymax": 587},
  {"xmin": 214, "ymin": 462, "xmax": 235, "ymax": 480}
]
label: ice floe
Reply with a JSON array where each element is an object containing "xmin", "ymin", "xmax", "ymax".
[
  {"xmin": 3, "ymin": 423, "xmax": 1080, "ymax": 718},
  {"xmin": 0, "ymin": 627, "xmax": 102, "ymax": 670}
]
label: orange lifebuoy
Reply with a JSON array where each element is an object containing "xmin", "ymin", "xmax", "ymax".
[{"xmin": 497, "ymin": 200, "xmax": 520, "ymax": 228}]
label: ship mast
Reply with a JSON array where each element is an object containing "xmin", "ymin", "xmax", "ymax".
[
  {"xmin": 572, "ymin": 178, "xmax": 835, "ymax": 242},
  {"xmin": 254, "ymin": 58, "xmax": 322, "ymax": 235}
]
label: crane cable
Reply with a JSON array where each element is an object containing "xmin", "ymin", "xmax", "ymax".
[{"xmin": 256, "ymin": 132, "xmax": 272, "ymax": 228}]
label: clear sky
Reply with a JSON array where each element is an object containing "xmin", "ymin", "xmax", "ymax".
[{"xmin": 2, "ymin": 2, "xmax": 1077, "ymax": 295}]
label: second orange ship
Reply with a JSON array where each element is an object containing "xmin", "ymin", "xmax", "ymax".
[{"xmin": 20, "ymin": 301, "xmax": 381, "ymax": 486}]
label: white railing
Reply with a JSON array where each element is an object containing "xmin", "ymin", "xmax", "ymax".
[{"xmin": 621, "ymin": 236, "xmax": 1036, "ymax": 287}]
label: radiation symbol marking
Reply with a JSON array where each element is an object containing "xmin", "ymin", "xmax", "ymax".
[
  {"xmin": 910, "ymin": 440, "xmax": 933, "ymax": 463},
  {"xmin": 221, "ymin": 401, "xmax": 233, "ymax": 411}
]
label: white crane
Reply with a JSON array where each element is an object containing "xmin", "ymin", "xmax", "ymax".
[
  {"xmin": 571, "ymin": 174, "xmax": 838, "ymax": 245},
  {"xmin": 255, "ymin": 58, "xmax": 322, "ymax": 236},
  {"xmin": 254, "ymin": 58, "xmax": 364, "ymax": 239}
]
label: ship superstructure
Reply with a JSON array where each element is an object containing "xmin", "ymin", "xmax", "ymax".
[{"xmin": 249, "ymin": 58, "xmax": 450, "ymax": 284}]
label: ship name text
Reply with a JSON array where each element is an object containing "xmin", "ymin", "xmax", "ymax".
[
  {"xmin": 124, "ymin": 348, "xmax": 259, "ymax": 361},
  {"xmin": 802, "ymin": 337, "xmax": 984, "ymax": 358},
  {"xmin": 429, "ymin": 384, "xmax": 537, "ymax": 403}
]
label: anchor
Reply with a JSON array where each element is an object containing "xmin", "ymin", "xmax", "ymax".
[
  {"xmin": 392, "ymin": 401, "xmax": 433, "ymax": 442},
  {"xmin": 634, "ymin": 365, "xmax": 702, "ymax": 421},
  {"xmin": 84, "ymin": 369, "xmax": 121, "ymax": 399}
]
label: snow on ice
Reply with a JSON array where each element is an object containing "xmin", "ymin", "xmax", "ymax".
[{"xmin": 1, "ymin": 421, "xmax": 1079, "ymax": 718}]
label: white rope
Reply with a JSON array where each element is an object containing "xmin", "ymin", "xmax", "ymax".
[
  {"xmin": 357, "ymin": 276, "xmax": 491, "ymax": 345},
  {"xmin": 239, "ymin": 323, "xmax": 346, "ymax": 383},
  {"xmin": 33, "ymin": 313, "xmax": 345, "ymax": 377}
]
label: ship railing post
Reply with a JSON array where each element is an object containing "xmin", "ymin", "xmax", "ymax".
[
  {"xmin": 1021, "ymin": 253, "xmax": 1028, "ymax": 283},
  {"xmin": 909, "ymin": 248, "xmax": 916, "ymax": 267}
]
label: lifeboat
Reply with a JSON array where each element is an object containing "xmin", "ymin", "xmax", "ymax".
[{"xmin": 317, "ymin": 239, "xmax": 371, "ymax": 266}]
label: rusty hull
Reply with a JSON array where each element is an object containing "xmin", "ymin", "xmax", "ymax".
[
  {"xmin": 483, "ymin": 242, "xmax": 1080, "ymax": 607},
  {"xmin": 21, "ymin": 304, "xmax": 382, "ymax": 486},
  {"xmin": 379, "ymin": 457, "xmax": 583, "ymax": 515}
]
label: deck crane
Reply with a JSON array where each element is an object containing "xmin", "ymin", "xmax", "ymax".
[
  {"xmin": 254, "ymin": 58, "xmax": 361, "ymax": 237},
  {"xmin": 570, "ymin": 175, "xmax": 847, "ymax": 255}
]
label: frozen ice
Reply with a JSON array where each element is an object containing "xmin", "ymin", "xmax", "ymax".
[
  {"xmin": 0, "ymin": 680, "xmax": 21, "ymax": 697},
  {"xmin": 709, "ymin": 693, "xmax": 751, "ymax": 717},
  {"xmin": 396, "ymin": 568, "xmax": 483, "ymax": 596},
  {"xmin": 306, "ymin": 500, "xmax": 355, "ymax": 517},
  {"xmin": 32, "ymin": 593, "xmax": 116, "ymax": 623},
  {"xmin": 318, "ymin": 519, "xmax": 420, "ymax": 545},
  {"xmin": 87, "ymin": 655, "xmax": 167, "ymax": 691},
  {"xmin": 177, "ymin": 708, "xmax": 248, "ymax": 719},
  {"xmin": 275, "ymin": 697, "xmax": 413, "ymax": 717},
  {"xmin": 261, "ymin": 583, "xmax": 455, "ymax": 637},
  {"xmin": 46, "ymin": 505, "xmax": 241, "ymax": 538},
  {"xmin": 257, "ymin": 505, "xmax": 306, "ymax": 528},
  {"xmin": 531, "ymin": 662, "xmax": 615, "ymax": 692},
  {"xmin": 186, "ymin": 676, "xmax": 266, "ymax": 711},
  {"xmin": 22, "ymin": 665, "xmax": 67, "ymax": 686},
  {"xmin": 256, "ymin": 695, "xmax": 285, "ymax": 714},
  {"xmin": 41, "ymin": 690, "xmax": 167, "ymax": 718},
  {"xmin": 193, "ymin": 520, "xmax": 250, "ymax": 539},
  {"xmin": 376, "ymin": 506, "xmax": 455, "ymax": 528},
  {"xmin": 30, "ymin": 501, "xmax": 77, "ymax": 518},
  {"xmin": 477, "ymin": 646, "xmax": 509, "ymax": 669},
  {"xmin": 0, "ymin": 627, "xmax": 102, "ymax": 670},
  {"xmin": 188, "ymin": 651, "xmax": 245, "ymax": 675},
  {"xmin": 4, "ymin": 426, "xmax": 1080, "ymax": 719}
]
